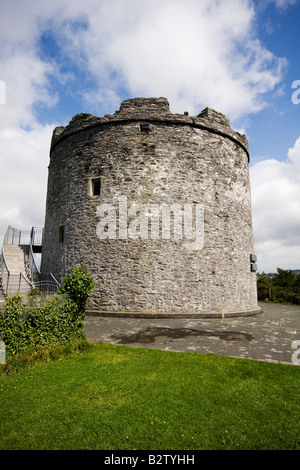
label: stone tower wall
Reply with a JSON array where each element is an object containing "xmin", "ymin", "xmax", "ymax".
[{"xmin": 41, "ymin": 97, "xmax": 259, "ymax": 316}]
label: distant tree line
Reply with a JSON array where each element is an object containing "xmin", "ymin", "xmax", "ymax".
[{"xmin": 257, "ymin": 268, "xmax": 300, "ymax": 304}]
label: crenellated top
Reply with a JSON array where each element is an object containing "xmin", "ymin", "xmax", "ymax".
[{"xmin": 50, "ymin": 97, "xmax": 249, "ymax": 160}]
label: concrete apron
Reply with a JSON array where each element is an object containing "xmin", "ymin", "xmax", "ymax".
[{"xmin": 84, "ymin": 302, "xmax": 300, "ymax": 366}]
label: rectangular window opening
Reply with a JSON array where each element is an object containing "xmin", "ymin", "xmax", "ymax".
[
  {"xmin": 89, "ymin": 177, "xmax": 102, "ymax": 197},
  {"xmin": 92, "ymin": 179, "xmax": 101, "ymax": 196},
  {"xmin": 59, "ymin": 226, "xmax": 65, "ymax": 244},
  {"xmin": 140, "ymin": 124, "xmax": 150, "ymax": 132}
]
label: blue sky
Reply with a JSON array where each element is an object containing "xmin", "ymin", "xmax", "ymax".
[{"xmin": 0, "ymin": 0, "xmax": 299, "ymax": 273}]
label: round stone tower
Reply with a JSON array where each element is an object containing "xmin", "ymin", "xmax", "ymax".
[{"xmin": 41, "ymin": 97, "xmax": 260, "ymax": 317}]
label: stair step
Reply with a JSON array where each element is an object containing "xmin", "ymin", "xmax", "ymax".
[{"xmin": 2, "ymin": 244, "xmax": 32, "ymax": 297}]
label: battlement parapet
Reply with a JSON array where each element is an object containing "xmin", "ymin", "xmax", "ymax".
[{"xmin": 50, "ymin": 97, "xmax": 249, "ymax": 159}]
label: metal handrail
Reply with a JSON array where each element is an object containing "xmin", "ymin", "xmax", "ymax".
[
  {"xmin": 28, "ymin": 228, "xmax": 42, "ymax": 284},
  {"xmin": 4, "ymin": 225, "xmax": 43, "ymax": 248},
  {"xmin": 50, "ymin": 272, "xmax": 60, "ymax": 287},
  {"xmin": 4, "ymin": 226, "xmax": 26, "ymax": 245},
  {"xmin": 1, "ymin": 225, "xmax": 42, "ymax": 297},
  {"xmin": 0, "ymin": 249, "xmax": 10, "ymax": 296},
  {"xmin": 19, "ymin": 272, "xmax": 34, "ymax": 292},
  {"xmin": 0, "ymin": 266, "xmax": 33, "ymax": 297},
  {"xmin": 29, "ymin": 245, "xmax": 40, "ymax": 283},
  {"xmin": 28, "ymin": 226, "xmax": 43, "ymax": 283},
  {"xmin": 4, "ymin": 226, "xmax": 23, "ymax": 245},
  {"xmin": 30, "ymin": 227, "xmax": 43, "ymax": 246}
]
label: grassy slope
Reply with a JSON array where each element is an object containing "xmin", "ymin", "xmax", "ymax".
[{"xmin": 0, "ymin": 343, "xmax": 299, "ymax": 450}]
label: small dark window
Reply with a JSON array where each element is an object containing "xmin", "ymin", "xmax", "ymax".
[
  {"xmin": 140, "ymin": 124, "xmax": 150, "ymax": 132},
  {"xmin": 92, "ymin": 179, "xmax": 101, "ymax": 196},
  {"xmin": 59, "ymin": 226, "xmax": 65, "ymax": 243}
]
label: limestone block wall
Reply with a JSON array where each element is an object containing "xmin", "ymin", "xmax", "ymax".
[{"xmin": 41, "ymin": 97, "xmax": 259, "ymax": 316}]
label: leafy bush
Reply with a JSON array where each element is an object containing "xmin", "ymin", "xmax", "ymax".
[
  {"xmin": 257, "ymin": 268, "xmax": 300, "ymax": 304},
  {"xmin": 0, "ymin": 294, "xmax": 27, "ymax": 354},
  {"xmin": 0, "ymin": 265, "xmax": 95, "ymax": 359},
  {"xmin": 58, "ymin": 265, "xmax": 96, "ymax": 317}
]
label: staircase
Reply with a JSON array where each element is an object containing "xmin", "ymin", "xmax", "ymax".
[
  {"xmin": 0, "ymin": 225, "xmax": 59, "ymax": 300},
  {"xmin": 0, "ymin": 226, "xmax": 37, "ymax": 298},
  {"xmin": 2, "ymin": 244, "xmax": 32, "ymax": 296}
]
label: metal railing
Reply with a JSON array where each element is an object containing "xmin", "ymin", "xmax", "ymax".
[
  {"xmin": 4, "ymin": 225, "xmax": 43, "ymax": 248},
  {"xmin": 29, "ymin": 245, "xmax": 40, "ymax": 283},
  {"xmin": 4, "ymin": 226, "xmax": 31, "ymax": 246},
  {"xmin": 0, "ymin": 249, "xmax": 33, "ymax": 297},
  {"xmin": 0, "ymin": 225, "xmax": 63, "ymax": 298},
  {"xmin": 50, "ymin": 272, "xmax": 60, "ymax": 286},
  {"xmin": 30, "ymin": 227, "xmax": 43, "ymax": 247},
  {"xmin": 28, "ymin": 227, "xmax": 44, "ymax": 284},
  {"xmin": 0, "ymin": 225, "xmax": 56, "ymax": 298},
  {"xmin": 18, "ymin": 272, "xmax": 34, "ymax": 294},
  {"xmin": 33, "ymin": 281, "xmax": 59, "ymax": 296},
  {"xmin": 0, "ymin": 249, "xmax": 10, "ymax": 296}
]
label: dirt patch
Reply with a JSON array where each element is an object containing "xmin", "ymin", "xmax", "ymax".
[{"xmin": 111, "ymin": 327, "xmax": 254, "ymax": 344}]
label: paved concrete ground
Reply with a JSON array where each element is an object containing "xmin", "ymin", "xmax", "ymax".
[{"xmin": 84, "ymin": 302, "xmax": 300, "ymax": 366}]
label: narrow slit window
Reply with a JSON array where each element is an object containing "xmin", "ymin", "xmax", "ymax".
[
  {"xmin": 59, "ymin": 226, "xmax": 65, "ymax": 243},
  {"xmin": 89, "ymin": 177, "xmax": 102, "ymax": 197},
  {"xmin": 92, "ymin": 179, "xmax": 101, "ymax": 196}
]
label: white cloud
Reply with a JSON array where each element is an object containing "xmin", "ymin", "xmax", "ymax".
[
  {"xmin": 271, "ymin": 0, "xmax": 298, "ymax": 9},
  {"xmin": 55, "ymin": 0, "xmax": 287, "ymax": 119},
  {"xmin": 0, "ymin": 0, "xmax": 288, "ymax": 122},
  {"xmin": 250, "ymin": 137, "xmax": 300, "ymax": 272},
  {"xmin": 0, "ymin": 54, "xmax": 56, "ymax": 129},
  {"xmin": 0, "ymin": 125, "xmax": 53, "ymax": 239},
  {"xmin": 0, "ymin": 0, "xmax": 294, "ymax": 262}
]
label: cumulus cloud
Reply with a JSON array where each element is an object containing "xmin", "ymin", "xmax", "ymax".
[
  {"xmin": 0, "ymin": 125, "xmax": 54, "ymax": 237},
  {"xmin": 0, "ymin": 0, "xmax": 296, "ymax": 270},
  {"xmin": 54, "ymin": 0, "xmax": 287, "ymax": 119},
  {"xmin": 250, "ymin": 137, "xmax": 300, "ymax": 272},
  {"xmin": 0, "ymin": 0, "xmax": 286, "ymax": 120},
  {"xmin": 0, "ymin": 0, "xmax": 289, "ymax": 122},
  {"xmin": 271, "ymin": 0, "xmax": 298, "ymax": 9}
]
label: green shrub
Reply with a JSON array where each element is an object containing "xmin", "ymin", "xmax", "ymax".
[
  {"xmin": 0, "ymin": 294, "xmax": 27, "ymax": 354},
  {"xmin": 24, "ymin": 295, "xmax": 83, "ymax": 348},
  {"xmin": 58, "ymin": 265, "xmax": 96, "ymax": 317},
  {"xmin": 0, "ymin": 265, "xmax": 95, "ymax": 360}
]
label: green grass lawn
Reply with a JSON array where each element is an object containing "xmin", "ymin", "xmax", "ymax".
[{"xmin": 0, "ymin": 342, "xmax": 299, "ymax": 450}]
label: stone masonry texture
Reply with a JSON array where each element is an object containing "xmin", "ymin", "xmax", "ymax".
[{"xmin": 41, "ymin": 97, "xmax": 259, "ymax": 316}]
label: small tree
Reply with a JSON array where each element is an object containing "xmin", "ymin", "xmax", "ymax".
[
  {"xmin": 58, "ymin": 265, "xmax": 96, "ymax": 318},
  {"xmin": 273, "ymin": 268, "xmax": 296, "ymax": 288},
  {"xmin": 257, "ymin": 272, "xmax": 273, "ymax": 300}
]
